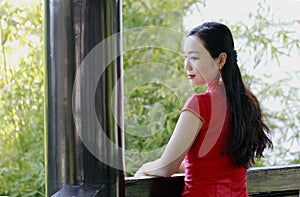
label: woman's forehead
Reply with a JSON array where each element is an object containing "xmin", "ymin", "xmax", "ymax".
[{"xmin": 183, "ymin": 36, "xmax": 206, "ymax": 53}]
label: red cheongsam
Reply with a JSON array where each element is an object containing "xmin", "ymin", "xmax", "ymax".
[{"xmin": 181, "ymin": 82, "xmax": 248, "ymax": 197}]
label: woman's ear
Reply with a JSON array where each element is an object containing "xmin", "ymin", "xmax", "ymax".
[{"xmin": 217, "ymin": 52, "xmax": 227, "ymax": 69}]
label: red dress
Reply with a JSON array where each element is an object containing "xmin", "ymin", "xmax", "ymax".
[{"xmin": 181, "ymin": 82, "xmax": 248, "ymax": 197}]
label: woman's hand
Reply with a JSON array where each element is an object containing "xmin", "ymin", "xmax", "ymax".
[
  {"xmin": 134, "ymin": 168, "xmax": 146, "ymax": 177},
  {"xmin": 134, "ymin": 160, "xmax": 158, "ymax": 177},
  {"xmin": 134, "ymin": 164, "xmax": 147, "ymax": 177}
]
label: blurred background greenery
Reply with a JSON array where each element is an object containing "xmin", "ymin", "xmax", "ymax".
[{"xmin": 0, "ymin": 0, "xmax": 299, "ymax": 196}]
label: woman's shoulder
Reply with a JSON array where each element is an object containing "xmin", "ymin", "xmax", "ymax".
[
  {"xmin": 183, "ymin": 93, "xmax": 211, "ymax": 113},
  {"xmin": 186, "ymin": 92, "xmax": 211, "ymax": 104}
]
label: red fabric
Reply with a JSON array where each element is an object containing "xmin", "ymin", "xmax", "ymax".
[{"xmin": 181, "ymin": 82, "xmax": 248, "ymax": 197}]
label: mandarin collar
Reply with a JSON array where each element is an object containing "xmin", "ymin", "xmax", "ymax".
[{"xmin": 206, "ymin": 80, "xmax": 219, "ymax": 93}]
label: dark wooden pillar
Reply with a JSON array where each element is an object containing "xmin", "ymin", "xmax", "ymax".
[{"xmin": 44, "ymin": 0, "xmax": 124, "ymax": 196}]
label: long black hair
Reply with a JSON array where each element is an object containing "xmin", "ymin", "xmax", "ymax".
[{"xmin": 187, "ymin": 22, "xmax": 273, "ymax": 167}]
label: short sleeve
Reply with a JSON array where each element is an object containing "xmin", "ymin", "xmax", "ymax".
[{"xmin": 181, "ymin": 95, "xmax": 207, "ymax": 124}]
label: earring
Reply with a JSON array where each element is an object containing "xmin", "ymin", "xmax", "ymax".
[{"xmin": 219, "ymin": 69, "xmax": 223, "ymax": 85}]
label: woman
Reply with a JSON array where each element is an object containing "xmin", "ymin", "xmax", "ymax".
[{"xmin": 135, "ymin": 22, "xmax": 273, "ymax": 196}]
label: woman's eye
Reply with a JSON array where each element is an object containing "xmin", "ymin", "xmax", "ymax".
[{"xmin": 190, "ymin": 57, "xmax": 199, "ymax": 60}]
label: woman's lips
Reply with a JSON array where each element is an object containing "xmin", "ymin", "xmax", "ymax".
[{"xmin": 188, "ymin": 74, "xmax": 196, "ymax": 79}]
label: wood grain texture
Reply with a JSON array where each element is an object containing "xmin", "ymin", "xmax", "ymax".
[{"xmin": 247, "ymin": 165, "xmax": 300, "ymax": 196}]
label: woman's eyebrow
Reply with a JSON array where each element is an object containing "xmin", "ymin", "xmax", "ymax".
[{"xmin": 183, "ymin": 51, "xmax": 201, "ymax": 54}]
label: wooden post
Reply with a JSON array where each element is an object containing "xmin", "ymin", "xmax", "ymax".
[{"xmin": 44, "ymin": 0, "xmax": 124, "ymax": 196}]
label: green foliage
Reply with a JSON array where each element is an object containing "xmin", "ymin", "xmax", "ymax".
[
  {"xmin": 0, "ymin": 1, "xmax": 44, "ymax": 196},
  {"xmin": 229, "ymin": 2, "xmax": 300, "ymax": 69},
  {"xmin": 252, "ymin": 75, "xmax": 300, "ymax": 166},
  {"xmin": 122, "ymin": 0, "xmax": 205, "ymax": 176},
  {"xmin": 228, "ymin": 1, "xmax": 300, "ymax": 167},
  {"xmin": 123, "ymin": 0, "xmax": 203, "ymax": 29}
]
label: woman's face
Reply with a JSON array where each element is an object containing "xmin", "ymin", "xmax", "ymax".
[{"xmin": 183, "ymin": 36, "xmax": 219, "ymax": 86}]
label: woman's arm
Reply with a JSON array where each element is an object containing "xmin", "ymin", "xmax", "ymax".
[
  {"xmin": 135, "ymin": 111, "xmax": 203, "ymax": 177},
  {"xmin": 177, "ymin": 160, "xmax": 185, "ymax": 173}
]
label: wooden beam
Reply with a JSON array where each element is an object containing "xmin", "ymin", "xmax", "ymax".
[
  {"xmin": 247, "ymin": 165, "xmax": 300, "ymax": 196},
  {"xmin": 125, "ymin": 165, "xmax": 300, "ymax": 197}
]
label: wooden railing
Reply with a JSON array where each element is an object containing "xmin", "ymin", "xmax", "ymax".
[{"xmin": 125, "ymin": 165, "xmax": 300, "ymax": 197}]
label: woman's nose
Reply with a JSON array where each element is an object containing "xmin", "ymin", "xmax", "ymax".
[{"xmin": 184, "ymin": 61, "xmax": 193, "ymax": 71}]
